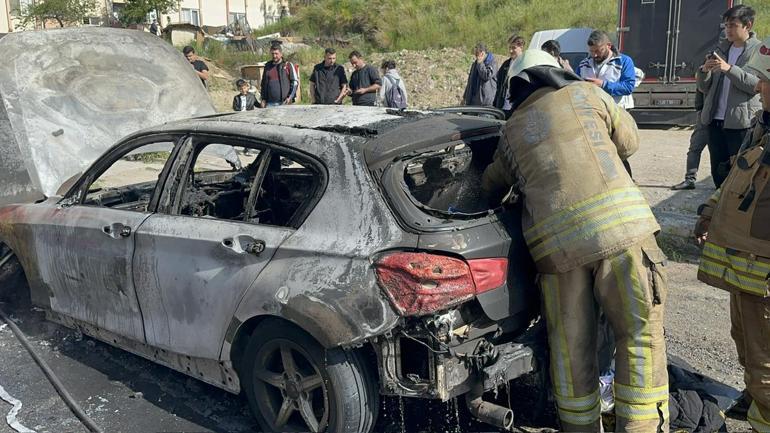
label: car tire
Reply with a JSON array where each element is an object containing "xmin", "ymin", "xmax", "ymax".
[{"xmin": 240, "ymin": 318, "xmax": 378, "ymax": 433}]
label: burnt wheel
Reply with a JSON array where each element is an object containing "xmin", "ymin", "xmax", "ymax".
[{"xmin": 241, "ymin": 319, "xmax": 378, "ymax": 433}]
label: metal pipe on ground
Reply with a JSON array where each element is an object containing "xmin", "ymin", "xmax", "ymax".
[{"xmin": 465, "ymin": 384, "xmax": 514, "ymax": 431}]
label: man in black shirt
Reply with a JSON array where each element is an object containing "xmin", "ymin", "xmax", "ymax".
[
  {"xmin": 347, "ymin": 50, "xmax": 381, "ymax": 106},
  {"xmin": 183, "ymin": 46, "xmax": 209, "ymax": 88},
  {"xmin": 309, "ymin": 48, "xmax": 348, "ymax": 104}
]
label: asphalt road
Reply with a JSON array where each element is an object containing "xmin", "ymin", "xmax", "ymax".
[{"xmin": 0, "ymin": 127, "xmax": 750, "ymax": 433}]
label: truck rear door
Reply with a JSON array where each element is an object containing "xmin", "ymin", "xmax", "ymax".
[{"xmin": 619, "ymin": 0, "xmax": 733, "ymax": 84}]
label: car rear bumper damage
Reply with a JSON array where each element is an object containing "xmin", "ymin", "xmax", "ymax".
[{"xmin": 371, "ymin": 309, "xmax": 545, "ymax": 429}]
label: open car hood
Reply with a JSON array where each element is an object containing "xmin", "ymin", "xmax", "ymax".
[{"xmin": 0, "ymin": 27, "xmax": 216, "ymax": 206}]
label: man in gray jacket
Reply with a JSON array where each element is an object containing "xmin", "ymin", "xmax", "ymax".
[
  {"xmin": 697, "ymin": 4, "xmax": 761, "ymax": 188},
  {"xmin": 463, "ymin": 43, "xmax": 497, "ymax": 106}
]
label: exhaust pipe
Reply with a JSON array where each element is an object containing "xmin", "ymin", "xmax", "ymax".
[{"xmin": 465, "ymin": 384, "xmax": 514, "ymax": 430}]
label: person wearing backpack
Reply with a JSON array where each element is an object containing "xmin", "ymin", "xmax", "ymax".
[{"xmin": 378, "ymin": 59, "xmax": 408, "ymax": 109}]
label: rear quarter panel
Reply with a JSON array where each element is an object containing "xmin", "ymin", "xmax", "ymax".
[{"xmin": 226, "ymin": 133, "xmax": 417, "ymax": 353}]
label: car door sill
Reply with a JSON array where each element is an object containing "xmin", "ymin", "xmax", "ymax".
[{"xmin": 46, "ymin": 310, "xmax": 241, "ymax": 394}]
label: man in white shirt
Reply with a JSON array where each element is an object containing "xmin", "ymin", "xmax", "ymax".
[{"xmin": 696, "ymin": 5, "xmax": 762, "ymax": 188}]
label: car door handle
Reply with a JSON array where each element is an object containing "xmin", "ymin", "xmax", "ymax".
[
  {"xmin": 221, "ymin": 236, "xmax": 266, "ymax": 255},
  {"xmin": 102, "ymin": 223, "xmax": 131, "ymax": 239},
  {"xmin": 245, "ymin": 240, "xmax": 266, "ymax": 255}
]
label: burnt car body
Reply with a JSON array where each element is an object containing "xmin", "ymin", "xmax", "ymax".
[
  {"xmin": 0, "ymin": 105, "xmax": 542, "ymax": 432},
  {"xmin": 0, "ymin": 26, "xmax": 542, "ymax": 433}
]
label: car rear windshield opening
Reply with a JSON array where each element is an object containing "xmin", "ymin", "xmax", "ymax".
[{"xmin": 403, "ymin": 135, "xmax": 498, "ymax": 219}]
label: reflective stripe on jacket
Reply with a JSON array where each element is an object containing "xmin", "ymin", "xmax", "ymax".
[
  {"xmin": 482, "ymin": 81, "xmax": 659, "ymax": 273},
  {"xmin": 698, "ymin": 114, "xmax": 770, "ymax": 295},
  {"xmin": 698, "ymin": 242, "xmax": 770, "ymax": 297}
]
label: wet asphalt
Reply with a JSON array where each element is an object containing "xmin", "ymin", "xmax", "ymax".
[{"xmin": 0, "ymin": 259, "xmax": 555, "ymax": 433}]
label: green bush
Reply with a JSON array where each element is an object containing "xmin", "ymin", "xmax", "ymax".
[
  {"xmin": 258, "ymin": 0, "xmax": 770, "ymax": 53},
  {"xmin": 261, "ymin": 0, "xmax": 619, "ymax": 52}
]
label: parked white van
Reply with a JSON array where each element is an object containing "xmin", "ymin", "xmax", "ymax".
[{"xmin": 529, "ymin": 28, "xmax": 592, "ymax": 72}]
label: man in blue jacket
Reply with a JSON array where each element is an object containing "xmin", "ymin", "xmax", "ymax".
[
  {"xmin": 578, "ymin": 30, "xmax": 637, "ymax": 110},
  {"xmin": 579, "ymin": 30, "xmax": 638, "ymax": 180},
  {"xmin": 462, "ymin": 42, "xmax": 498, "ymax": 106}
]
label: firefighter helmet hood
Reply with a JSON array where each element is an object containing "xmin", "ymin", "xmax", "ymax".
[{"xmin": 508, "ymin": 49, "xmax": 560, "ymax": 78}]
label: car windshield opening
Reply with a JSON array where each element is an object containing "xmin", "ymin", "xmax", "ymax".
[{"xmin": 83, "ymin": 141, "xmax": 174, "ymax": 211}]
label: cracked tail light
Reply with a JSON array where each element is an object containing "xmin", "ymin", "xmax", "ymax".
[{"xmin": 374, "ymin": 252, "xmax": 507, "ymax": 316}]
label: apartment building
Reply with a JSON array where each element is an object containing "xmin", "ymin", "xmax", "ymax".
[
  {"xmin": 0, "ymin": 0, "xmax": 289, "ymax": 33},
  {"xmin": 118, "ymin": 0, "xmax": 289, "ymax": 30}
]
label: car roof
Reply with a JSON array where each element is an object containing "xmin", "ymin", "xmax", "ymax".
[
  {"xmin": 167, "ymin": 106, "xmax": 503, "ymax": 168},
  {"xmin": 197, "ymin": 105, "xmax": 412, "ymax": 134}
]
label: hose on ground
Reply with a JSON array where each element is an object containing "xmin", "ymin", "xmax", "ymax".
[{"xmin": 0, "ymin": 253, "xmax": 104, "ymax": 433}]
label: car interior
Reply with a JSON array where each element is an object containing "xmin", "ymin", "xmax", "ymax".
[
  {"xmin": 82, "ymin": 143, "xmax": 174, "ymax": 212},
  {"xmin": 81, "ymin": 140, "xmax": 320, "ymax": 229},
  {"xmin": 178, "ymin": 144, "xmax": 318, "ymax": 228},
  {"xmin": 404, "ymin": 135, "xmax": 499, "ymax": 215}
]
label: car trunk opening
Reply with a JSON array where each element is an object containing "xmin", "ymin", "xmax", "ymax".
[{"xmin": 384, "ymin": 132, "xmax": 500, "ymax": 229}]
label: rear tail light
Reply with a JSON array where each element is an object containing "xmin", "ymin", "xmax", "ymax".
[
  {"xmin": 374, "ymin": 252, "xmax": 508, "ymax": 316},
  {"xmin": 468, "ymin": 258, "xmax": 508, "ymax": 294}
]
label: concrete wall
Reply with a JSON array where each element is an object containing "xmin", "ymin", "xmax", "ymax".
[
  {"xmin": 161, "ymin": 0, "xmax": 285, "ymax": 29},
  {"xmin": 201, "ymin": 1, "xmax": 226, "ymax": 27}
]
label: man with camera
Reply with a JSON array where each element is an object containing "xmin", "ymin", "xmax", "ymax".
[{"xmin": 697, "ymin": 4, "xmax": 761, "ymax": 188}]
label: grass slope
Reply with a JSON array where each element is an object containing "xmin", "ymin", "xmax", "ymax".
[{"xmin": 265, "ymin": 0, "xmax": 770, "ymax": 52}]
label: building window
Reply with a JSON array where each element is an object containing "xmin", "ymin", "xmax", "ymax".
[
  {"xmin": 181, "ymin": 8, "xmax": 200, "ymax": 26},
  {"xmin": 82, "ymin": 16, "xmax": 102, "ymax": 26},
  {"xmin": 228, "ymin": 12, "xmax": 246, "ymax": 25},
  {"xmin": 9, "ymin": 0, "xmax": 32, "ymax": 13}
]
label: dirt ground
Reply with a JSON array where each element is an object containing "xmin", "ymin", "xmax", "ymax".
[{"xmin": 0, "ymin": 126, "xmax": 751, "ymax": 432}]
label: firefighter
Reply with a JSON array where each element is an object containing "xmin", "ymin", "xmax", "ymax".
[
  {"xmin": 694, "ymin": 37, "xmax": 770, "ymax": 433},
  {"xmin": 482, "ymin": 50, "xmax": 669, "ymax": 432}
]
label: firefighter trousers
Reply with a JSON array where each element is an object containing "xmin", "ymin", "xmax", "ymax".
[
  {"xmin": 539, "ymin": 236, "xmax": 669, "ymax": 432},
  {"xmin": 731, "ymin": 292, "xmax": 770, "ymax": 432}
]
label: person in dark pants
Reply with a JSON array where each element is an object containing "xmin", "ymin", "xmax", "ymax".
[
  {"xmin": 696, "ymin": 5, "xmax": 761, "ymax": 188},
  {"xmin": 347, "ymin": 50, "xmax": 381, "ymax": 106},
  {"xmin": 259, "ymin": 43, "xmax": 299, "ymax": 107},
  {"xmin": 462, "ymin": 42, "xmax": 498, "ymax": 106},
  {"xmin": 493, "ymin": 35, "xmax": 524, "ymax": 113},
  {"xmin": 183, "ymin": 46, "xmax": 209, "ymax": 88},
  {"xmin": 309, "ymin": 48, "xmax": 348, "ymax": 104},
  {"xmin": 671, "ymin": 91, "xmax": 709, "ymax": 190}
]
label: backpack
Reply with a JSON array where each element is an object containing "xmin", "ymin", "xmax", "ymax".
[{"xmin": 384, "ymin": 75, "xmax": 407, "ymax": 109}]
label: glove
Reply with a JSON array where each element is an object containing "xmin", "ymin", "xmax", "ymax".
[{"xmin": 694, "ymin": 216, "xmax": 710, "ymax": 246}]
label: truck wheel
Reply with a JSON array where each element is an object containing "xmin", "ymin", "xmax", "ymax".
[{"xmin": 240, "ymin": 318, "xmax": 378, "ymax": 433}]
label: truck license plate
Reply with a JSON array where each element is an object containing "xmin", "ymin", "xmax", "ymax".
[{"xmin": 653, "ymin": 99, "xmax": 684, "ymax": 106}]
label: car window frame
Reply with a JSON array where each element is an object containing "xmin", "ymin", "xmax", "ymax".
[
  {"xmin": 61, "ymin": 133, "xmax": 186, "ymax": 213},
  {"xmin": 161, "ymin": 133, "xmax": 327, "ymax": 229}
]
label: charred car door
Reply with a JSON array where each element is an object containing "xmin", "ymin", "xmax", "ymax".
[
  {"xmin": 39, "ymin": 135, "xmax": 182, "ymax": 342},
  {"xmin": 132, "ymin": 135, "xmax": 324, "ymax": 359}
]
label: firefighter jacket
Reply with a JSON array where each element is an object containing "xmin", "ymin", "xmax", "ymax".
[
  {"xmin": 698, "ymin": 112, "xmax": 770, "ymax": 296},
  {"xmin": 482, "ymin": 81, "xmax": 660, "ymax": 274}
]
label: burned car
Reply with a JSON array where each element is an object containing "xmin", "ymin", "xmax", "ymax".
[
  {"xmin": 0, "ymin": 105, "xmax": 543, "ymax": 432},
  {"xmin": 0, "ymin": 29, "xmax": 541, "ymax": 433}
]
